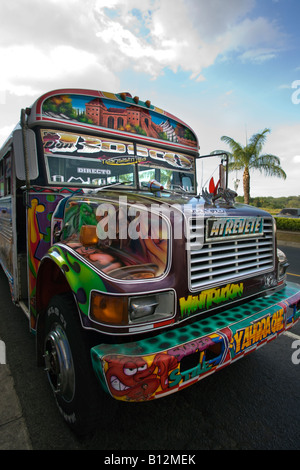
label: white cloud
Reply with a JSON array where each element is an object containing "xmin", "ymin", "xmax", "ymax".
[
  {"xmin": 0, "ymin": 0, "xmax": 288, "ymax": 98},
  {"xmin": 238, "ymin": 49, "xmax": 277, "ymax": 63},
  {"xmin": 0, "ymin": 44, "xmax": 119, "ymax": 97},
  {"xmin": 94, "ymin": 0, "xmax": 286, "ymax": 80},
  {"xmin": 0, "ymin": 0, "xmax": 297, "ymax": 198},
  {"xmin": 0, "ymin": 125, "xmax": 15, "ymax": 144},
  {"xmin": 265, "ymin": 123, "xmax": 300, "ymax": 160}
]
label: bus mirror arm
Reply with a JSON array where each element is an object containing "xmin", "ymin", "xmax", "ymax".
[
  {"xmin": 22, "ymin": 189, "xmax": 32, "ymax": 209},
  {"xmin": 21, "ymin": 109, "xmax": 30, "ymax": 190}
]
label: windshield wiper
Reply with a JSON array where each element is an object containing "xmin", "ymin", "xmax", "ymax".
[
  {"xmin": 85, "ymin": 181, "xmax": 134, "ymax": 193},
  {"xmin": 170, "ymin": 184, "xmax": 188, "ymax": 193},
  {"xmin": 140, "ymin": 181, "xmax": 191, "ymax": 196}
]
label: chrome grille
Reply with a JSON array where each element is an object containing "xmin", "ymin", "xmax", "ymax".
[{"xmin": 188, "ymin": 217, "xmax": 274, "ymax": 291}]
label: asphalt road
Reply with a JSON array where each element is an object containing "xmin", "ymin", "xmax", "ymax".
[{"xmin": 0, "ymin": 244, "xmax": 299, "ymax": 450}]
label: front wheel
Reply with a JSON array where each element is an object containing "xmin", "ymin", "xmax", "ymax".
[{"xmin": 43, "ymin": 293, "xmax": 116, "ymax": 435}]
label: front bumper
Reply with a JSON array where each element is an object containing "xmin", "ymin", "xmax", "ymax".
[{"xmin": 91, "ymin": 282, "xmax": 300, "ymax": 402}]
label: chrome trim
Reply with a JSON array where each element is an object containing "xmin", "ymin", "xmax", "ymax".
[
  {"xmin": 188, "ymin": 217, "xmax": 275, "ymax": 291},
  {"xmin": 44, "ymin": 324, "xmax": 75, "ymax": 402},
  {"xmin": 87, "ymin": 288, "xmax": 177, "ymax": 333}
]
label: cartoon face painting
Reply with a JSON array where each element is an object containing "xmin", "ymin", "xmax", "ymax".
[{"xmin": 105, "ymin": 353, "xmax": 178, "ymax": 401}]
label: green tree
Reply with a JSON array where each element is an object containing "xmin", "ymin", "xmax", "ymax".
[{"xmin": 221, "ymin": 128, "xmax": 287, "ymax": 204}]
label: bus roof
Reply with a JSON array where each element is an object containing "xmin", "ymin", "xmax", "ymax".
[{"xmin": 28, "ymin": 88, "xmax": 199, "ymax": 154}]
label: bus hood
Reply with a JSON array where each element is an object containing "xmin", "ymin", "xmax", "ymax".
[{"xmin": 53, "ymin": 189, "xmax": 273, "ymax": 283}]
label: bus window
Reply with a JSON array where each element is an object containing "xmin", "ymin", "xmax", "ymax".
[
  {"xmin": 0, "ymin": 154, "xmax": 12, "ymax": 196},
  {"xmin": 0, "ymin": 160, "xmax": 4, "ymax": 197},
  {"xmin": 4, "ymin": 155, "xmax": 11, "ymax": 195}
]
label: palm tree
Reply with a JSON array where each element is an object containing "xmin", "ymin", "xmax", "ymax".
[{"xmin": 221, "ymin": 128, "xmax": 286, "ymax": 204}]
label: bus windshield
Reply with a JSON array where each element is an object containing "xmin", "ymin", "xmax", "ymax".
[{"xmin": 41, "ymin": 129, "xmax": 196, "ymax": 193}]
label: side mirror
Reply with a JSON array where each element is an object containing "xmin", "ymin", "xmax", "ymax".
[{"xmin": 13, "ymin": 128, "xmax": 39, "ymax": 180}]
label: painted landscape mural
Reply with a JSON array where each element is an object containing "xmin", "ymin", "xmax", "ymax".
[{"xmin": 42, "ymin": 93, "xmax": 197, "ymax": 148}]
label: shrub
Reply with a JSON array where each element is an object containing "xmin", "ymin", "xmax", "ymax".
[{"xmin": 274, "ymin": 217, "xmax": 300, "ymax": 232}]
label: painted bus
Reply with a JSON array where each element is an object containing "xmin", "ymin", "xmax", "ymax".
[{"xmin": 0, "ymin": 88, "xmax": 299, "ymax": 435}]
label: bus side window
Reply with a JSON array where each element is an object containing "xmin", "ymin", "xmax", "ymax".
[
  {"xmin": 4, "ymin": 155, "xmax": 11, "ymax": 195},
  {"xmin": 0, "ymin": 160, "xmax": 4, "ymax": 197}
]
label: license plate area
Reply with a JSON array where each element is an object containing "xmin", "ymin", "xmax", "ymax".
[{"xmin": 180, "ymin": 340, "xmax": 224, "ymax": 374}]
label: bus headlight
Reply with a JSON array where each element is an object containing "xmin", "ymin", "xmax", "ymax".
[
  {"xmin": 129, "ymin": 296, "xmax": 159, "ymax": 321},
  {"xmin": 277, "ymin": 248, "xmax": 289, "ymax": 280},
  {"xmin": 90, "ymin": 290, "xmax": 175, "ymax": 326},
  {"xmin": 129, "ymin": 291, "xmax": 175, "ymax": 324}
]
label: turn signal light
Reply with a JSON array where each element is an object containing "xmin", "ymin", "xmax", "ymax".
[
  {"xmin": 80, "ymin": 225, "xmax": 98, "ymax": 246},
  {"xmin": 90, "ymin": 292, "xmax": 128, "ymax": 325}
]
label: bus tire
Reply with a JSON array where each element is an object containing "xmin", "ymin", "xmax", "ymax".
[{"xmin": 43, "ymin": 293, "xmax": 115, "ymax": 436}]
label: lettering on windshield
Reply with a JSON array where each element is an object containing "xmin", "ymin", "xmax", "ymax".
[{"xmin": 41, "ymin": 129, "xmax": 195, "ymax": 187}]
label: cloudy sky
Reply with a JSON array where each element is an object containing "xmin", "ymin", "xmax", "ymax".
[{"xmin": 0, "ymin": 0, "xmax": 299, "ymax": 197}]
